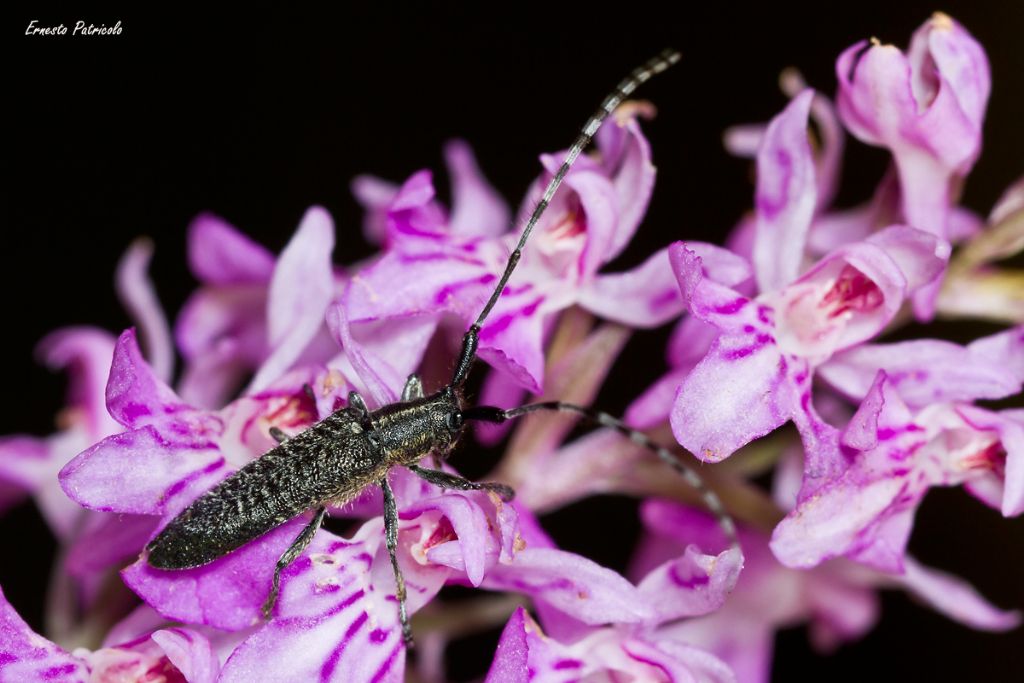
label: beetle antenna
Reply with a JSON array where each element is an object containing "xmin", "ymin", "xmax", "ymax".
[
  {"xmin": 464, "ymin": 400, "xmax": 740, "ymax": 553},
  {"xmin": 451, "ymin": 49, "xmax": 681, "ymax": 387}
]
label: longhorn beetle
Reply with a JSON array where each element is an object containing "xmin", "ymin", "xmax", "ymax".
[{"xmin": 145, "ymin": 48, "xmax": 739, "ymax": 648}]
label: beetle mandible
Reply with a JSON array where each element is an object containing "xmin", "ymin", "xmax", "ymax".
[{"xmin": 145, "ymin": 48, "xmax": 739, "ymax": 648}]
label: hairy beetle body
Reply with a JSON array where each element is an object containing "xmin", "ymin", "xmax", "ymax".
[{"xmin": 147, "ymin": 389, "xmax": 463, "ymax": 569}]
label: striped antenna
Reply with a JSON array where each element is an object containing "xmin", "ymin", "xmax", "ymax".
[
  {"xmin": 451, "ymin": 49, "xmax": 681, "ymax": 387},
  {"xmin": 467, "ymin": 401, "xmax": 741, "ymax": 554}
]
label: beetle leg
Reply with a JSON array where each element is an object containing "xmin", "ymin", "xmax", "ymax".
[
  {"xmin": 348, "ymin": 391, "xmax": 370, "ymax": 420},
  {"xmin": 261, "ymin": 506, "xmax": 327, "ymax": 619},
  {"xmin": 407, "ymin": 465, "xmax": 515, "ymax": 502},
  {"xmin": 401, "ymin": 374, "xmax": 424, "ymax": 402},
  {"xmin": 269, "ymin": 426, "xmax": 288, "ymax": 443},
  {"xmin": 380, "ymin": 476, "xmax": 413, "ymax": 648}
]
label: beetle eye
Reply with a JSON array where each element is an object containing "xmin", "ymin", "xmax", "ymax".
[{"xmin": 446, "ymin": 412, "xmax": 463, "ymax": 432}]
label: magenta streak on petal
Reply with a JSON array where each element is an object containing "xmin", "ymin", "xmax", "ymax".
[
  {"xmin": 370, "ymin": 628, "xmax": 388, "ymax": 643},
  {"xmin": 138, "ymin": 425, "xmax": 219, "ymax": 452},
  {"xmin": 163, "ymin": 457, "xmax": 227, "ymax": 500},
  {"xmin": 503, "ymin": 283, "xmax": 531, "ymax": 297},
  {"xmin": 480, "ymin": 297, "xmax": 545, "ymax": 338},
  {"xmin": 0, "ymin": 655, "xmax": 15, "ymax": 666},
  {"xmin": 370, "ymin": 643, "xmax": 402, "ymax": 683},
  {"xmin": 668, "ymin": 563, "xmax": 711, "ymax": 589},
  {"xmin": 286, "ymin": 557, "xmax": 315, "ymax": 578},
  {"xmin": 759, "ymin": 148, "xmax": 794, "ymax": 220},
  {"xmin": 327, "ymin": 540, "xmax": 357, "ymax": 552},
  {"xmin": 122, "ymin": 402, "xmax": 154, "ymax": 421},
  {"xmin": 115, "ymin": 633, "xmax": 154, "ymax": 649},
  {"xmin": 434, "ymin": 275, "xmax": 493, "ymax": 305},
  {"xmin": 320, "ymin": 611, "xmax": 369, "ymax": 682},
  {"xmin": 505, "ymin": 577, "xmax": 575, "ymax": 593},
  {"xmin": 723, "ymin": 343, "xmax": 762, "ymax": 361},
  {"xmin": 623, "ymin": 649, "xmax": 671, "ymax": 679},
  {"xmin": 892, "ymin": 468, "xmax": 911, "ymax": 477},
  {"xmin": 392, "ymin": 223, "xmax": 445, "ymax": 239},
  {"xmin": 553, "ymin": 659, "xmax": 584, "ymax": 670},
  {"xmin": 277, "ymin": 589, "xmax": 367, "ymax": 628},
  {"xmin": 41, "ymin": 664, "xmax": 79, "ymax": 679},
  {"xmin": 757, "ymin": 305, "xmax": 773, "ymax": 324},
  {"xmin": 168, "ymin": 627, "xmax": 194, "ymax": 643},
  {"xmin": 710, "ymin": 298, "xmax": 747, "ymax": 315},
  {"xmin": 335, "ymin": 589, "xmax": 367, "ymax": 612},
  {"xmin": 401, "ymin": 252, "xmax": 486, "ymax": 267}
]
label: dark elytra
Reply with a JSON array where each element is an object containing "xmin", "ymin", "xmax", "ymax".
[{"xmin": 144, "ymin": 49, "xmax": 738, "ymax": 649}]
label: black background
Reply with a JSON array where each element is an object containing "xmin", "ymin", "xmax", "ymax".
[{"xmin": 4, "ymin": 3, "xmax": 1023, "ymax": 681}]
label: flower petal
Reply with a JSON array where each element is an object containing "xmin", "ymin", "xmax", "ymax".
[
  {"xmin": 896, "ymin": 557, "xmax": 1020, "ymax": 631},
  {"xmin": 0, "ymin": 586, "xmax": 87, "ymax": 683},
  {"xmin": 771, "ymin": 374, "xmax": 922, "ymax": 571},
  {"xmin": 351, "ymin": 174, "xmax": 399, "ymax": 245},
  {"xmin": 217, "ymin": 520, "xmax": 428, "ymax": 683},
  {"xmin": 955, "ymin": 405, "xmax": 1024, "ymax": 517},
  {"xmin": 636, "ymin": 545, "xmax": 744, "ymax": 622},
  {"xmin": 106, "ymin": 329, "xmax": 193, "ymax": 430},
  {"xmin": 579, "ymin": 246, "xmax": 683, "ymax": 327},
  {"xmin": 187, "ymin": 213, "xmax": 275, "ymax": 286},
  {"xmin": 445, "ymin": 139, "xmax": 510, "ymax": 239},
  {"xmin": 59, "ymin": 426, "xmax": 227, "ymax": 516},
  {"xmin": 116, "ymin": 239, "xmax": 174, "ymax": 383},
  {"xmin": 65, "ymin": 514, "xmax": 158, "ymax": 582},
  {"xmin": 150, "ymin": 628, "xmax": 221, "ymax": 683},
  {"xmin": 326, "ymin": 297, "xmax": 401, "ymax": 408},
  {"xmin": 626, "ymin": 367, "xmax": 689, "ymax": 429},
  {"xmin": 249, "ymin": 206, "xmax": 337, "ymax": 393},
  {"xmin": 671, "ymin": 327, "xmax": 789, "ymax": 463},
  {"xmin": 485, "ymin": 607, "xmax": 579, "ymax": 683},
  {"xmin": 478, "ymin": 300, "xmax": 547, "ymax": 395},
  {"xmin": 820, "ymin": 327, "xmax": 1024, "ymax": 408},
  {"xmin": 124, "ymin": 516, "xmax": 311, "ymax": 631},
  {"xmin": 0, "ymin": 437, "xmax": 51, "ymax": 510},
  {"xmin": 36, "ymin": 327, "xmax": 119, "ymax": 438},
  {"xmin": 865, "ymin": 224, "xmax": 945, "ymax": 292},
  {"xmin": 753, "ymin": 89, "xmax": 817, "ymax": 292},
  {"xmin": 346, "ymin": 249, "xmax": 492, "ymax": 324},
  {"xmin": 485, "ymin": 547, "xmax": 653, "ymax": 626},
  {"xmin": 405, "ymin": 491, "xmax": 493, "ymax": 587},
  {"xmin": 594, "ymin": 114, "xmax": 655, "ymax": 261}
]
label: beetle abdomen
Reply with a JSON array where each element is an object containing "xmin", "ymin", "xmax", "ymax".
[{"xmin": 147, "ymin": 409, "xmax": 386, "ymax": 569}]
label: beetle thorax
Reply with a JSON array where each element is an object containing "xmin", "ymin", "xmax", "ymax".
[{"xmin": 370, "ymin": 389, "xmax": 464, "ymax": 466}]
